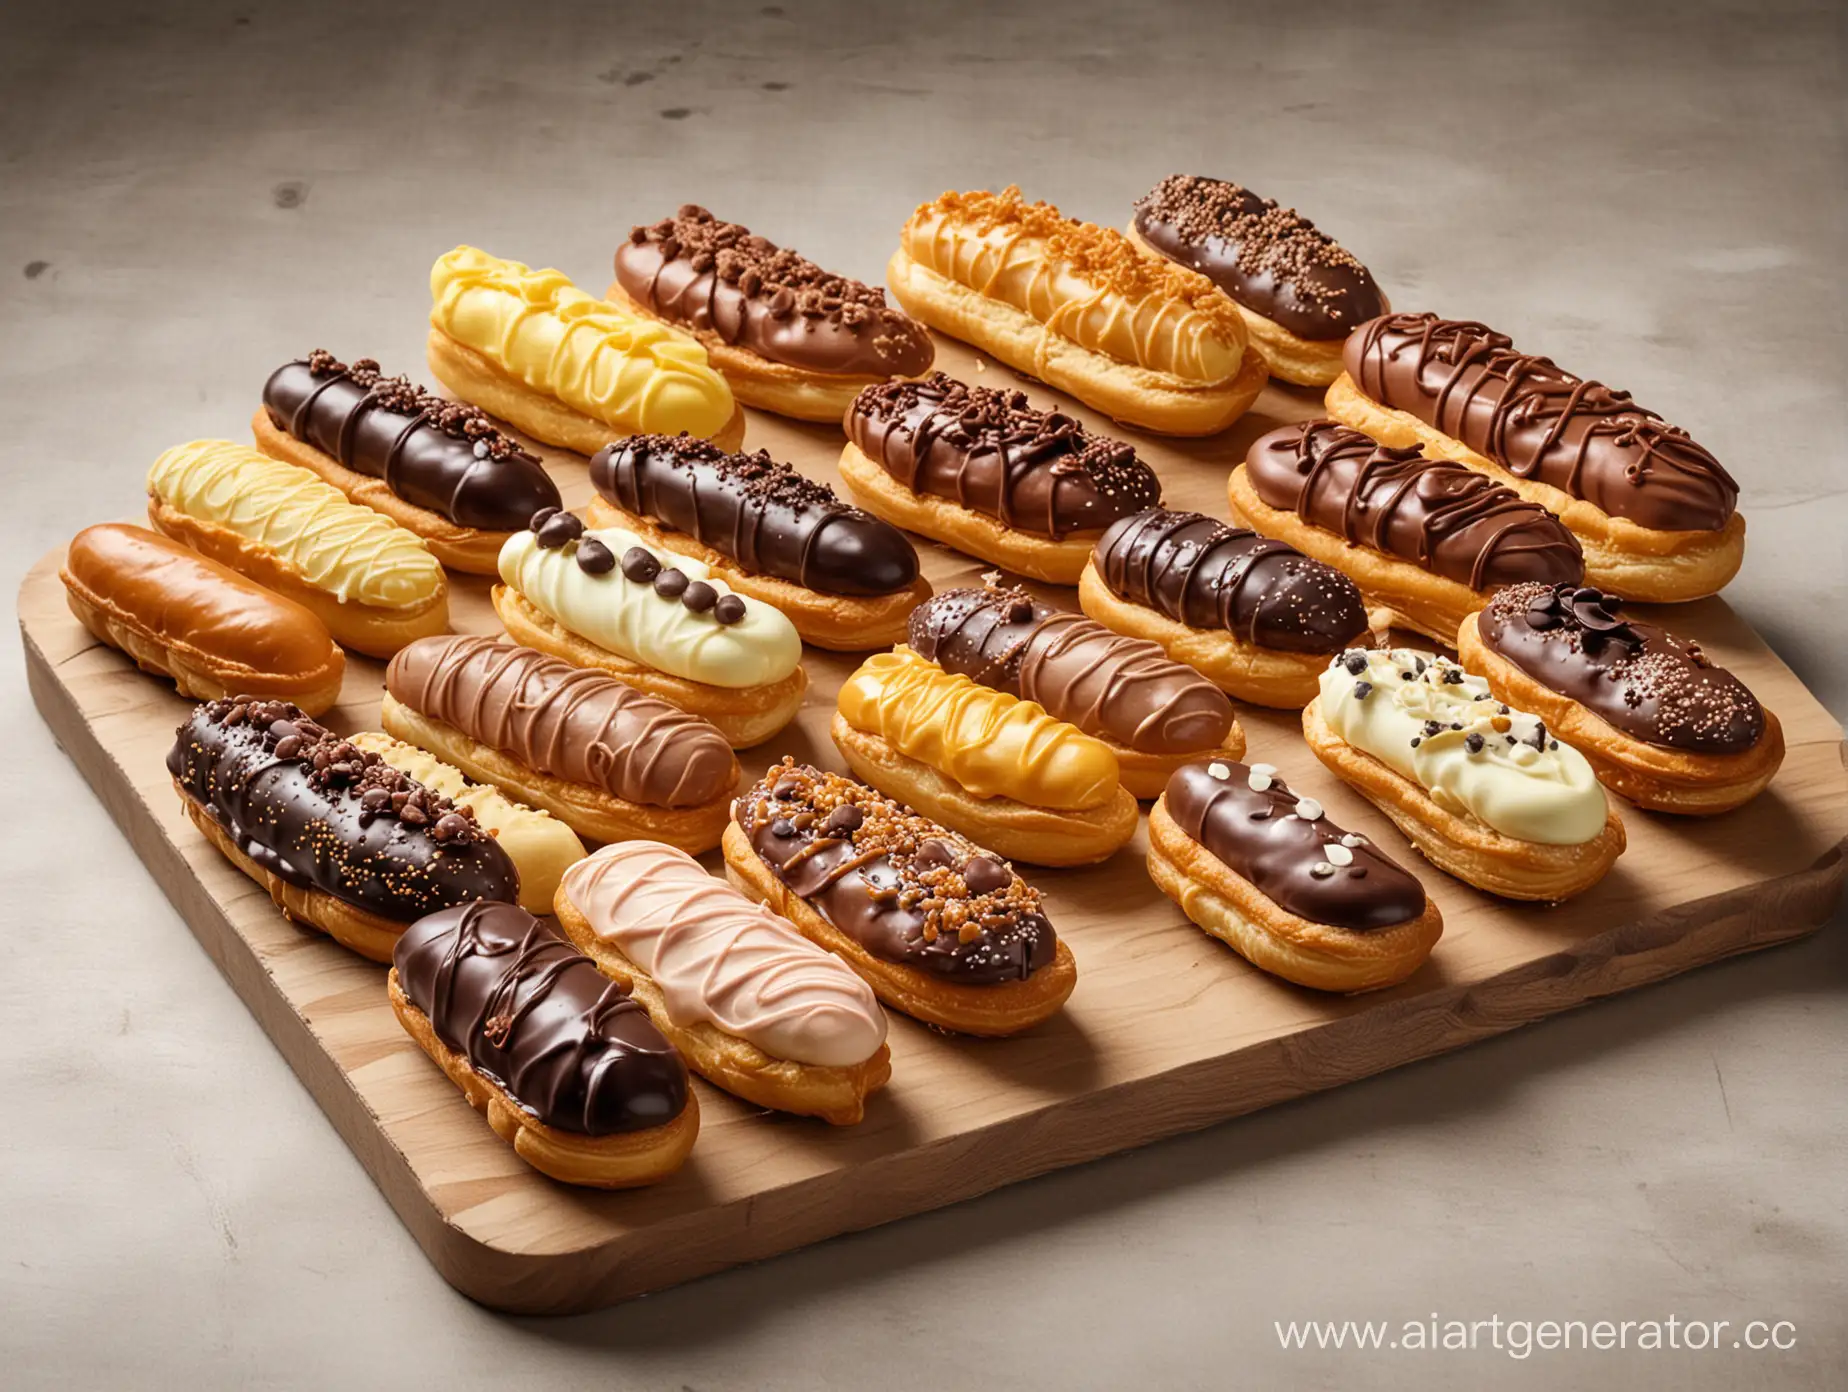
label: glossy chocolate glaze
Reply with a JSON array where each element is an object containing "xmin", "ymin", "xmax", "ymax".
[
  {"xmin": 1344, "ymin": 314, "xmax": 1738, "ymax": 531},
  {"xmin": 394, "ymin": 900, "xmax": 688, "ymax": 1135},
  {"xmin": 1479, "ymin": 583, "xmax": 1765, "ymax": 754},
  {"xmin": 167, "ymin": 697, "xmax": 519, "ymax": 918},
  {"xmin": 385, "ymin": 635, "xmax": 738, "ymax": 808},
  {"xmin": 1093, "ymin": 508, "xmax": 1369, "ymax": 654},
  {"xmin": 846, "ymin": 373, "xmax": 1161, "ymax": 539},
  {"xmin": 1245, "ymin": 420, "xmax": 1584, "ymax": 591},
  {"xmin": 908, "ymin": 585, "xmax": 1234, "ymax": 754},
  {"xmin": 262, "ymin": 352, "xmax": 561, "ymax": 531},
  {"xmin": 737, "ymin": 761, "xmax": 1058, "ymax": 985},
  {"xmin": 589, "ymin": 434, "xmax": 919, "ymax": 596}
]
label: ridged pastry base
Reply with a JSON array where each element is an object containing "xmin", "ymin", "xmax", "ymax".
[
  {"xmin": 721, "ymin": 820, "xmax": 1078, "ymax": 1037},
  {"xmin": 387, "ymin": 970, "xmax": 699, "ymax": 1188}
]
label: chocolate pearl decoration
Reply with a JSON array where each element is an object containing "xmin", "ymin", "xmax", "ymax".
[
  {"xmin": 654, "ymin": 567, "xmax": 689, "ymax": 599},
  {"xmin": 681, "ymin": 580, "xmax": 717, "ymax": 613},
  {"xmin": 535, "ymin": 509, "xmax": 585, "ymax": 550},
  {"xmin": 575, "ymin": 537, "xmax": 615, "ymax": 574},
  {"xmin": 824, "ymin": 804, "xmax": 864, "ymax": 836},
  {"xmin": 529, "ymin": 505, "xmax": 560, "ymax": 531},
  {"xmin": 712, "ymin": 594, "xmax": 747, "ymax": 625},
  {"xmin": 962, "ymin": 856, "xmax": 1010, "ymax": 896},
  {"xmin": 621, "ymin": 546, "xmax": 661, "ymax": 583}
]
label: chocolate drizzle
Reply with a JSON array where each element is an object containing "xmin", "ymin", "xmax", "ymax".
[
  {"xmin": 262, "ymin": 351, "xmax": 561, "ymax": 531},
  {"xmin": 590, "ymin": 434, "xmax": 919, "ymax": 596},
  {"xmin": 737, "ymin": 760, "xmax": 1058, "ymax": 984},
  {"xmin": 1479, "ymin": 583, "xmax": 1765, "ymax": 754},
  {"xmin": 1246, "ymin": 420, "xmax": 1584, "ymax": 591},
  {"xmin": 1093, "ymin": 508, "xmax": 1369, "ymax": 654},
  {"xmin": 846, "ymin": 373, "xmax": 1161, "ymax": 539},
  {"xmin": 1345, "ymin": 314, "xmax": 1738, "ymax": 531},
  {"xmin": 394, "ymin": 901, "xmax": 688, "ymax": 1135}
]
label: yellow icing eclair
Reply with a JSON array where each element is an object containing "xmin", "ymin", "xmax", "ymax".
[
  {"xmin": 832, "ymin": 647, "xmax": 1138, "ymax": 867},
  {"xmin": 146, "ymin": 439, "xmax": 448, "ymax": 658},
  {"xmin": 427, "ymin": 246, "xmax": 744, "ymax": 456}
]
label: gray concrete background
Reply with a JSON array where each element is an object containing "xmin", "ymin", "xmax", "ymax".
[{"xmin": 2, "ymin": 1, "xmax": 1843, "ymax": 1387}]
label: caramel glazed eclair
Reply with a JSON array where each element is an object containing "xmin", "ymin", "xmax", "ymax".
[
  {"xmin": 1304, "ymin": 648, "xmax": 1626, "ymax": 901},
  {"xmin": 724, "ymin": 760, "xmax": 1078, "ymax": 1036},
  {"xmin": 382, "ymin": 634, "xmax": 740, "ymax": 852},
  {"xmin": 1328, "ymin": 313, "xmax": 1744, "ymax": 602},
  {"xmin": 840, "ymin": 371, "xmax": 1163, "ymax": 584},
  {"xmin": 1148, "ymin": 759, "xmax": 1443, "ymax": 993},
  {"xmin": 610, "ymin": 204, "xmax": 935, "ymax": 422},
  {"xmin": 1129, "ymin": 174, "xmax": 1387, "ymax": 388},
  {"xmin": 1229, "ymin": 419, "xmax": 1584, "ymax": 644},
  {"xmin": 1457, "ymin": 583, "xmax": 1784, "ymax": 816},
  {"xmin": 493, "ymin": 507, "xmax": 807, "ymax": 748},
  {"xmin": 556, "ymin": 842, "xmax": 892, "ymax": 1125},
  {"xmin": 253, "ymin": 349, "xmax": 562, "ymax": 575},
  {"xmin": 1078, "ymin": 508, "xmax": 1374, "ymax": 708},
  {"xmin": 169, "ymin": 697, "xmax": 519, "ymax": 963},
  {"xmin": 889, "ymin": 187, "xmax": 1268, "ymax": 436},
  {"xmin": 586, "ymin": 433, "xmax": 930, "ymax": 651}
]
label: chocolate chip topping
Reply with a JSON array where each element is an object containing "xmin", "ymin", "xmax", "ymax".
[{"xmin": 533, "ymin": 509, "xmax": 584, "ymax": 549}]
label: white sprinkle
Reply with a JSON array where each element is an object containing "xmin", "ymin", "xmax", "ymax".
[
  {"xmin": 473, "ymin": 440, "xmax": 491, "ymax": 459},
  {"xmin": 1207, "ymin": 762, "xmax": 1230, "ymax": 781},
  {"xmin": 1340, "ymin": 834, "xmax": 1366, "ymax": 848},
  {"xmin": 1309, "ymin": 861, "xmax": 1335, "ymax": 879},
  {"xmin": 1295, "ymin": 797, "xmax": 1324, "ymax": 822},
  {"xmin": 1325, "ymin": 842, "xmax": 1355, "ymax": 867},
  {"xmin": 1247, "ymin": 768, "xmax": 1273, "ymax": 792},
  {"xmin": 1250, "ymin": 762, "xmax": 1277, "ymax": 776}
]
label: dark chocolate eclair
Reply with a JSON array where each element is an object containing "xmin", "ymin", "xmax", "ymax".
[
  {"xmin": 1094, "ymin": 509, "xmax": 1370, "ymax": 654},
  {"xmin": 589, "ymin": 434, "xmax": 919, "ymax": 596},
  {"xmin": 616, "ymin": 205, "xmax": 933, "ymax": 379},
  {"xmin": 168, "ymin": 696, "xmax": 519, "ymax": 917},
  {"xmin": 1479, "ymin": 583, "xmax": 1765, "ymax": 755},
  {"xmin": 1344, "ymin": 314, "xmax": 1739, "ymax": 532},
  {"xmin": 1245, "ymin": 420, "xmax": 1584, "ymax": 591},
  {"xmin": 737, "ymin": 760, "xmax": 1059, "ymax": 985},
  {"xmin": 908, "ymin": 585, "xmax": 1235, "ymax": 754},
  {"xmin": 846, "ymin": 372, "xmax": 1162, "ymax": 538},
  {"xmin": 1164, "ymin": 760, "xmax": 1425, "ymax": 932},
  {"xmin": 1132, "ymin": 175, "xmax": 1383, "ymax": 342},
  {"xmin": 262, "ymin": 350, "xmax": 561, "ymax": 531},
  {"xmin": 394, "ymin": 901, "xmax": 688, "ymax": 1135}
]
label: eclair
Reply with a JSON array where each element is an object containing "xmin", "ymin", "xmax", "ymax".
[
  {"xmin": 1228, "ymin": 420, "xmax": 1584, "ymax": 643},
  {"xmin": 382, "ymin": 634, "xmax": 739, "ymax": 853},
  {"xmin": 253, "ymin": 349, "xmax": 562, "ymax": 575},
  {"xmin": 169, "ymin": 697, "xmax": 520, "ymax": 962},
  {"xmin": 1148, "ymin": 759, "xmax": 1443, "ymax": 992},
  {"xmin": 1078, "ymin": 508, "xmax": 1374, "ymax": 707},
  {"xmin": 1457, "ymin": 583, "xmax": 1784, "ymax": 816},
  {"xmin": 426, "ymin": 246, "xmax": 744, "ymax": 456},
  {"xmin": 723, "ymin": 760, "xmax": 1078, "ymax": 1035},
  {"xmin": 609, "ymin": 204, "xmax": 935, "ymax": 422},
  {"xmin": 832, "ymin": 647, "xmax": 1139, "ymax": 867},
  {"xmin": 889, "ymin": 187, "xmax": 1268, "ymax": 435},
  {"xmin": 907, "ymin": 582, "xmax": 1243, "ymax": 798},
  {"xmin": 1303, "ymin": 648, "xmax": 1626, "ymax": 901},
  {"xmin": 492, "ymin": 508, "xmax": 806, "ymax": 747},
  {"xmin": 146, "ymin": 439, "xmax": 449, "ymax": 658},
  {"xmin": 1128, "ymin": 174, "xmax": 1387, "ymax": 388},
  {"xmin": 389, "ymin": 901, "xmax": 698, "ymax": 1189},
  {"xmin": 556, "ymin": 842, "xmax": 892, "ymax": 1125},
  {"xmin": 1328, "ymin": 313, "xmax": 1744, "ymax": 601},
  {"xmin": 61, "ymin": 523, "xmax": 345, "ymax": 715},
  {"xmin": 839, "ymin": 372, "xmax": 1163, "ymax": 583},
  {"xmin": 585, "ymin": 434, "xmax": 929, "ymax": 650}
]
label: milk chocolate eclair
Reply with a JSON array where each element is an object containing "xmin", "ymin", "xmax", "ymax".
[
  {"xmin": 1148, "ymin": 759, "xmax": 1443, "ymax": 992},
  {"xmin": 169, "ymin": 696, "xmax": 520, "ymax": 962},
  {"xmin": 840, "ymin": 371, "xmax": 1162, "ymax": 583},
  {"xmin": 389, "ymin": 900, "xmax": 698, "ymax": 1189},
  {"xmin": 722, "ymin": 759, "xmax": 1078, "ymax": 1035},
  {"xmin": 586, "ymin": 433, "xmax": 929, "ymax": 650},
  {"xmin": 1456, "ymin": 583, "xmax": 1783, "ymax": 815},
  {"xmin": 1327, "ymin": 313, "xmax": 1744, "ymax": 602},
  {"xmin": 254, "ymin": 350, "xmax": 562, "ymax": 575},
  {"xmin": 1078, "ymin": 508, "xmax": 1374, "ymax": 707},
  {"xmin": 1227, "ymin": 420, "xmax": 1584, "ymax": 643},
  {"xmin": 611, "ymin": 204, "xmax": 935, "ymax": 422}
]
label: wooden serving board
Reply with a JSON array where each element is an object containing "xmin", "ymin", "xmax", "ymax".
[{"xmin": 21, "ymin": 337, "xmax": 1848, "ymax": 1314}]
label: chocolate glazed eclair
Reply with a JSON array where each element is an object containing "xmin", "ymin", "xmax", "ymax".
[
  {"xmin": 585, "ymin": 434, "xmax": 930, "ymax": 650},
  {"xmin": 839, "ymin": 372, "xmax": 1162, "ymax": 584},
  {"xmin": 1077, "ymin": 507, "xmax": 1373, "ymax": 708},
  {"xmin": 1228, "ymin": 419, "xmax": 1584, "ymax": 643},
  {"xmin": 907, "ymin": 583, "xmax": 1244, "ymax": 798},
  {"xmin": 253, "ymin": 350, "xmax": 562, "ymax": 574}
]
